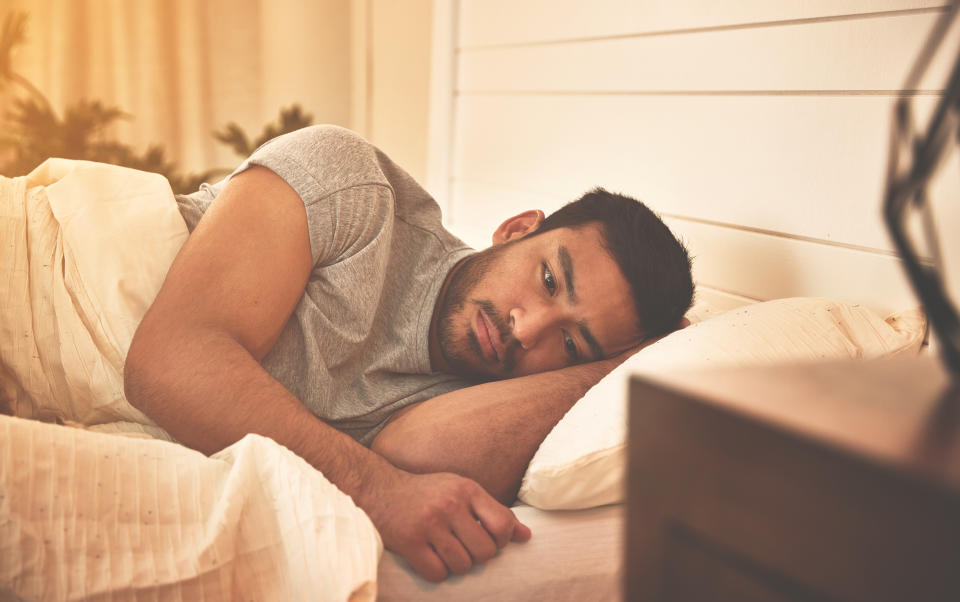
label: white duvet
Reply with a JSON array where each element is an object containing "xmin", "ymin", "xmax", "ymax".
[{"xmin": 0, "ymin": 160, "xmax": 382, "ymax": 601}]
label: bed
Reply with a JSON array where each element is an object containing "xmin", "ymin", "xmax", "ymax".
[{"xmin": 0, "ymin": 158, "xmax": 928, "ymax": 601}]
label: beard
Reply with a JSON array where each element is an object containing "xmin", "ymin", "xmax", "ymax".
[{"xmin": 435, "ymin": 243, "xmax": 520, "ymax": 380}]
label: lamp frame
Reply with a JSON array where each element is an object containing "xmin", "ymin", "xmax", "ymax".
[{"xmin": 884, "ymin": 3, "xmax": 960, "ymax": 376}]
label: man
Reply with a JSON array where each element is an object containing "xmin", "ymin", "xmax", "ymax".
[{"xmin": 124, "ymin": 125, "xmax": 693, "ymax": 582}]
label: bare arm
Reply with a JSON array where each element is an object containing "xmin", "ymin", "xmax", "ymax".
[
  {"xmin": 372, "ymin": 353, "xmax": 631, "ymax": 505},
  {"xmin": 370, "ymin": 315, "xmax": 688, "ymax": 505},
  {"xmin": 125, "ymin": 167, "xmax": 528, "ymax": 582}
]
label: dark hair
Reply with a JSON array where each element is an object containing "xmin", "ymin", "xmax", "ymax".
[{"xmin": 533, "ymin": 188, "xmax": 694, "ymax": 339}]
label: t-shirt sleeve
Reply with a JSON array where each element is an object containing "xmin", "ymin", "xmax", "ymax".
[{"xmin": 229, "ymin": 125, "xmax": 394, "ymax": 267}]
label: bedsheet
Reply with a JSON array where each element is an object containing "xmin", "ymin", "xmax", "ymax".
[{"xmin": 0, "ymin": 414, "xmax": 382, "ymax": 601}]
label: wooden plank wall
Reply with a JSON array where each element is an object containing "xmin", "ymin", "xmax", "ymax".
[{"xmin": 436, "ymin": 0, "xmax": 960, "ymax": 314}]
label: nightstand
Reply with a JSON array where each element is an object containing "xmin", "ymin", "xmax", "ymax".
[{"xmin": 625, "ymin": 355, "xmax": 960, "ymax": 602}]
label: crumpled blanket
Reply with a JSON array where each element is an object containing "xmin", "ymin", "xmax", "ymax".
[
  {"xmin": 0, "ymin": 160, "xmax": 382, "ymax": 600},
  {"xmin": 0, "ymin": 414, "xmax": 382, "ymax": 601},
  {"xmin": 1, "ymin": 158, "xmax": 185, "ymax": 437}
]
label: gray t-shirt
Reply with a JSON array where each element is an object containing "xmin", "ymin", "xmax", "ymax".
[{"xmin": 176, "ymin": 125, "xmax": 475, "ymax": 444}]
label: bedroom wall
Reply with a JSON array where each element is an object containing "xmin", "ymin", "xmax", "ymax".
[{"xmin": 432, "ymin": 0, "xmax": 960, "ymax": 315}]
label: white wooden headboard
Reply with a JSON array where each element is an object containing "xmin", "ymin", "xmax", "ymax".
[{"xmin": 427, "ymin": 0, "xmax": 960, "ymax": 316}]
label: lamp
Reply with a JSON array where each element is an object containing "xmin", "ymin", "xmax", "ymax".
[{"xmin": 884, "ymin": 2, "xmax": 960, "ymax": 376}]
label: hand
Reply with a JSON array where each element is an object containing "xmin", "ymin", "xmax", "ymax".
[{"xmin": 366, "ymin": 469, "xmax": 531, "ymax": 581}]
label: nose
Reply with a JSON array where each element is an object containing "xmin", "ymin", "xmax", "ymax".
[{"xmin": 509, "ymin": 301, "xmax": 559, "ymax": 350}]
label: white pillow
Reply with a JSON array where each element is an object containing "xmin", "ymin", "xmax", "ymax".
[{"xmin": 518, "ymin": 297, "xmax": 926, "ymax": 510}]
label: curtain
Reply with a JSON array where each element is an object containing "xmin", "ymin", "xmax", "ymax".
[{"xmin": 2, "ymin": 0, "xmax": 352, "ymax": 177}]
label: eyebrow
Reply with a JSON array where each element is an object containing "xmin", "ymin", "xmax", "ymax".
[
  {"xmin": 559, "ymin": 246, "xmax": 577, "ymax": 303},
  {"xmin": 558, "ymin": 245, "xmax": 605, "ymax": 361}
]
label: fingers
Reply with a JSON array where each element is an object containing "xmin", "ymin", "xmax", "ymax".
[
  {"xmin": 403, "ymin": 515, "xmax": 498, "ymax": 580},
  {"xmin": 404, "ymin": 522, "xmax": 503, "ymax": 582},
  {"xmin": 409, "ymin": 523, "xmax": 495, "ymax": 581},
  {"xmin": 470, "ymin": 488, "xmax": 529, "ymax": 549},
  {"xmin": 417, "ymin": 480, "xmax": 529, "ymax": 580},
  {"xmin": 511, "ymin": 517, "xmax": 532, "ymax": 542},
  {"xmin": 403, "ymin": 545, "xmax": 449, "ymax": 583},
  {"xmin": 431, "ymin": 532, "xmax": 474, "ymax": 574},
  {"xmin": 375, "ymin": 472, "xmax": 531, "ymax": 583},
  {"xmin": 451, "ymin": 517, "xmax": 498, "ymax": 564}
]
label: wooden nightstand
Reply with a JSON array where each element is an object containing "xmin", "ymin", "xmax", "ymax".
[{"xmin": 625, "ymin": 355, "xmax": 960, "ymax": 602}]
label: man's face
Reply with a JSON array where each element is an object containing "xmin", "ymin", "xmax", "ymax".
[{"xmin": 430, "ymin": 221, "xmax": 641, "ymax": 381}]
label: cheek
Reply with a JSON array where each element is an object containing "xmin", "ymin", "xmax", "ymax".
[{"xmin": 513, "ymin": 344, "xmax": 566, "ymax": 376}]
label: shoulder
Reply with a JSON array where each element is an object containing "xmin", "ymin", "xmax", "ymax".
[
  {"xmin": 256, "ymin": 125, "xmax": 380, "ymax": 170},
  {"xmin": 284, "ymin": 124, "xmax": 373, "ymax": 150},
  {"xmin": 236, "ymin": 125, "xmax": 390, "ymax": 206}
]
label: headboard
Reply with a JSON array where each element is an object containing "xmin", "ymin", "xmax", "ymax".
[{"xmin": 426, "ymin": 1, "xmax": 960, "ymax": 316}]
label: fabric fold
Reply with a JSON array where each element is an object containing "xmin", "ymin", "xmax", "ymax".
[{"xmin": 1, "ymin": 159, "xmax": 187, "ymax": 429}]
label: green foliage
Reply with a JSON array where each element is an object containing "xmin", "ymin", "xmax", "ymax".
[
  {"xmin": 0, "ymin": 11, "xmax": 314, "ymax": 194},
  {"xmin": 0, "ymin": 97, "xmax": 128, "ymax": 174},
  {"xmin": 0, "ymin": 12, "xmax": 28, "ymax": 87},
  {"xmin": 214, "ymin": 104, "xmax": 314, "ymax": 157}
]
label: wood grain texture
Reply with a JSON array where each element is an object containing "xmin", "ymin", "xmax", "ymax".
[{"xmin": 626, "ymin": 356, "xmax": 960, "ymax": 601}]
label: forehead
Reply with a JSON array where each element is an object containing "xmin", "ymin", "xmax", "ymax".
[{"xmin": 525, "ymin": 224, "xmax": 642, "ymax": 353}]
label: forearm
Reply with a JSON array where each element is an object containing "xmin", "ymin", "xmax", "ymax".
[
  {"xmin": 124, "ymin": 327, "xmax": 392, "ymax": 505},
  {"xmin": 372, "ymin": 356, "xmax": 623, "ymax": 504}
]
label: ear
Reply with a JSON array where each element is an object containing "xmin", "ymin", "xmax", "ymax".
[{"xmin": 491, "ymin": 210, "xmax": 545, "ymax": 245}]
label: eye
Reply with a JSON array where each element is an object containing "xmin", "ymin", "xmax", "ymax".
[
  {"xmin": 542, "ymin": 263, "xmax": 557, "ymax": 294},
  {"xmin": 563, "ymin": 331, "xmax": 580, "ymax": 361}
]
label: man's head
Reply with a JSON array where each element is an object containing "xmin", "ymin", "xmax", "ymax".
[{"xmin": 429, "ymin": 188, "xmax": 694, "ymax": 381}]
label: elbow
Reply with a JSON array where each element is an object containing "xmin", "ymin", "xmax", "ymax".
[
  {"xmin": 123, "ymin": 341, "xmax": 149, "ymax": 414},
  {"xmin": 123, "ymin": 327, "xmax": 165, "ymax": 416},
  {"xmin": 371, "ymin": 419, "xmax": 452, "ymax": 476},
  {"xmin": 370, "ymin": 406, "xmax": 441, "ymax": 473},
  {"xmin": 371, "ymin": 426, "xmax": 432, "ymax": 473}
]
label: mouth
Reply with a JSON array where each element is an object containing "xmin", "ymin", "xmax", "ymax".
[{"xmin": 474, "ymin": 309, "xmax": 503, "ymax": 364}]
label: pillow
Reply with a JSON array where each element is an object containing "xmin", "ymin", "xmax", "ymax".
[{"xmin": 518, "ymin": 297, "xmax": 926, "ymax": 510}]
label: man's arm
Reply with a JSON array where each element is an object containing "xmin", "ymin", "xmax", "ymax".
[
  {"xmin": 372, "ymin": 354, "xmax": 628, "ymax": 505},
  {"xmin": 124, "ymin": 167, "xmax": 528, "ymax": 582},
  {"xmin": 371, "ymin": 319, "xmax": 687, "ymax": 505}
]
